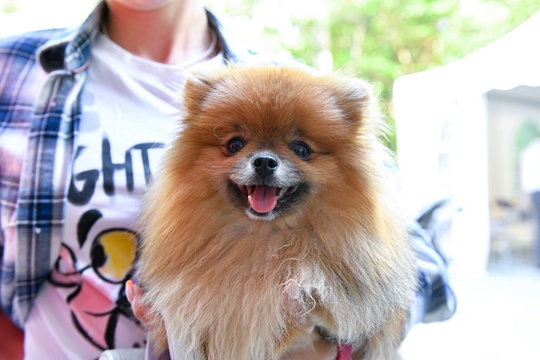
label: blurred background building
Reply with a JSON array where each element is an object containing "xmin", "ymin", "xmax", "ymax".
[{"xmin": 393, "ymin": 12, "xmax": 540, "ymax": 277}]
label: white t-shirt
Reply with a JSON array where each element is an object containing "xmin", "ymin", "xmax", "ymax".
[{"xmin": 24, "ymin": 32, "xmax": 223, "ymax": 360}]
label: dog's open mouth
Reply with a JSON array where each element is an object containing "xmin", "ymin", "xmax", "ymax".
[{"xmin": 232, "ymin": 183, "xmax": 305, "ymax": 218}]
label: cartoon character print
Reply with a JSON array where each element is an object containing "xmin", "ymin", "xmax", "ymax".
[
  {"xmin": 48, "ymin": 209, "xmax": 145, "ymax": 351},
  {"xmin": 52, "ymin": 93, "xmax": 166, "ymax": 350}
]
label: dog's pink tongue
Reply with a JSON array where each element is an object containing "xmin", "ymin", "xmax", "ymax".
[{"xmin": 250, "ymin": 185, "xmax": 278, "ymax": 213}]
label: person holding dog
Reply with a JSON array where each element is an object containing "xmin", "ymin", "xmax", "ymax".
[{"xmin": 0, "ymin": 0, "xmax": 456, "ymax": 359}]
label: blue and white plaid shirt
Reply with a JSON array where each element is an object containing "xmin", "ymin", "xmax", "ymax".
[{"xmin": 0, "ymin": 1, "xmax": 455, "ymax": 329}]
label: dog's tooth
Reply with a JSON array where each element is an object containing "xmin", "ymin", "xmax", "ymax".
[{"xmin": 248, "ymin": 194, "xmax": 252, "ymax": 206}]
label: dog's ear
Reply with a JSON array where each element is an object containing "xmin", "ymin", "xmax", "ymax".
[
  {"xmin": 183, "ymin": 72, "xmax": 219, "ymax": 115},
  {"xmin": 332, "ymin": 77, "xmax": 373, "ymax": 125}
]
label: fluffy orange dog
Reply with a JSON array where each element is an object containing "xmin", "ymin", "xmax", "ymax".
[{"xmin": 137, "ymin": 66, "xmax": 417, "ymax": 360}]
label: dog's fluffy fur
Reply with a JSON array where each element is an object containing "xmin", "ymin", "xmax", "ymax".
[{"xmin": 137, "ymin": 66, "xmax": 417, "ymax": 359}]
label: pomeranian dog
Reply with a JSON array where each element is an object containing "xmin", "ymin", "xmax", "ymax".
[{"xmin": 136, "ymin": 66, "xmax": 417, "ymax": 360}]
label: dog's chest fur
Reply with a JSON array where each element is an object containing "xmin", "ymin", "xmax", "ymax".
[{"xmin": 151, "ymin": 220, "xmax": 411, "ymax": 359}]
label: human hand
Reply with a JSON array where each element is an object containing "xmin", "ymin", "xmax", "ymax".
[{"xmin": 125, "ymin": 279, "xmax": 153, "ymax": 329}]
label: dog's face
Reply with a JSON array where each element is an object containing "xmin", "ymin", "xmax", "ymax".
[
  {"xmin": 225, "ymin": 138, "xmax": 311, "ymax": 221},
  {"xmin": 178, "ymin": 66, "xmax": 373, "ymax": 221}
]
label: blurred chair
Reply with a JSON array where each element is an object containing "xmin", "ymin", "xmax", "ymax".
[{"xmin": 490, "ymin": 198, "xmax": 533, "ymax": 266}]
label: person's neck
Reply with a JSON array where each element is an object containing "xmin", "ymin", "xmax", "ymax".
[{"xmin": 105, "ymin": 1, "xmax": 213, "ymax": 65}]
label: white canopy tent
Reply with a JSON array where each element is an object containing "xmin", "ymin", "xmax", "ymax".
[{"xmin": 393, "ymin": 11, "xmax": 540, "ymax": 277}]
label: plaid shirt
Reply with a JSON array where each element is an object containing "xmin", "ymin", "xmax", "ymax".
[{"xmin": 0, "ymin": 1, "xmax": 455, "ymax": 328}]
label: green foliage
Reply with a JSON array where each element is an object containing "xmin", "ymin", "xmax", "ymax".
[{"xmin": 1, "ymin": 0, "xmax": 17, "ymax": 14}]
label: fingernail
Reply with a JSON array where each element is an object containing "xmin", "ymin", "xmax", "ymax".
[{"xmin": 125, "ymin": 279, "xmax": 134, "ymax": 303}]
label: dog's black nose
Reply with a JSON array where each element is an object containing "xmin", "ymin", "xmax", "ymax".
[{"xmin": 253, "ymin": 155, "xmax": 278, "ymax": 177}]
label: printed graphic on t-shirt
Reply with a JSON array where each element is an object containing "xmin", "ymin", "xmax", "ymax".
[
  {"xmin": 49, "ymin": 222, "xmax": 139, "ymax": 350},
  {"xmin": 68, "ymin": 138, "xmax": 162, "ymax": 205},
  {"xmin": 50, "ymin": 134, "xmax": 165, "ymax": 351}
]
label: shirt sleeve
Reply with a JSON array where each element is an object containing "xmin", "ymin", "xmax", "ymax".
[{"xmin": 405, "ymin": 220, "xmax": 457, "ymax": 333}]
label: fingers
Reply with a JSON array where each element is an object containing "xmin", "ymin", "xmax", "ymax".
[
  {"xmin": 125, "ymin": 279, "xmax": 136, "ymax": 303},
  {"xmin": 126, "ymin": 280, "xmax": 152, "ymax": 328}
]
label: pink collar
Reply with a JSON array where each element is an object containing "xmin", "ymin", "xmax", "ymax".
[{"xmin": 336, "ymin": 344, "xmax": 353, "ymax": 360}]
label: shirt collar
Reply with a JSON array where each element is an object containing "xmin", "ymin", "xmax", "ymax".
[
  {"xmin": 37, "ymin": 1, "xmax": 104, "ymax": 73},
  {"xmin": 37, "ymin": 1, "xmax": 255, "ymax": 74}
]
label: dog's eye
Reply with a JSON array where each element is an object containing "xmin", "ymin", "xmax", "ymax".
[
  {"xmin": 291, "ymin": 141, "xmax": 311, "ymax": 160},
  {"xmin": 227, "ymin": 137, "xmax": 245, "ymax": 155}
]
